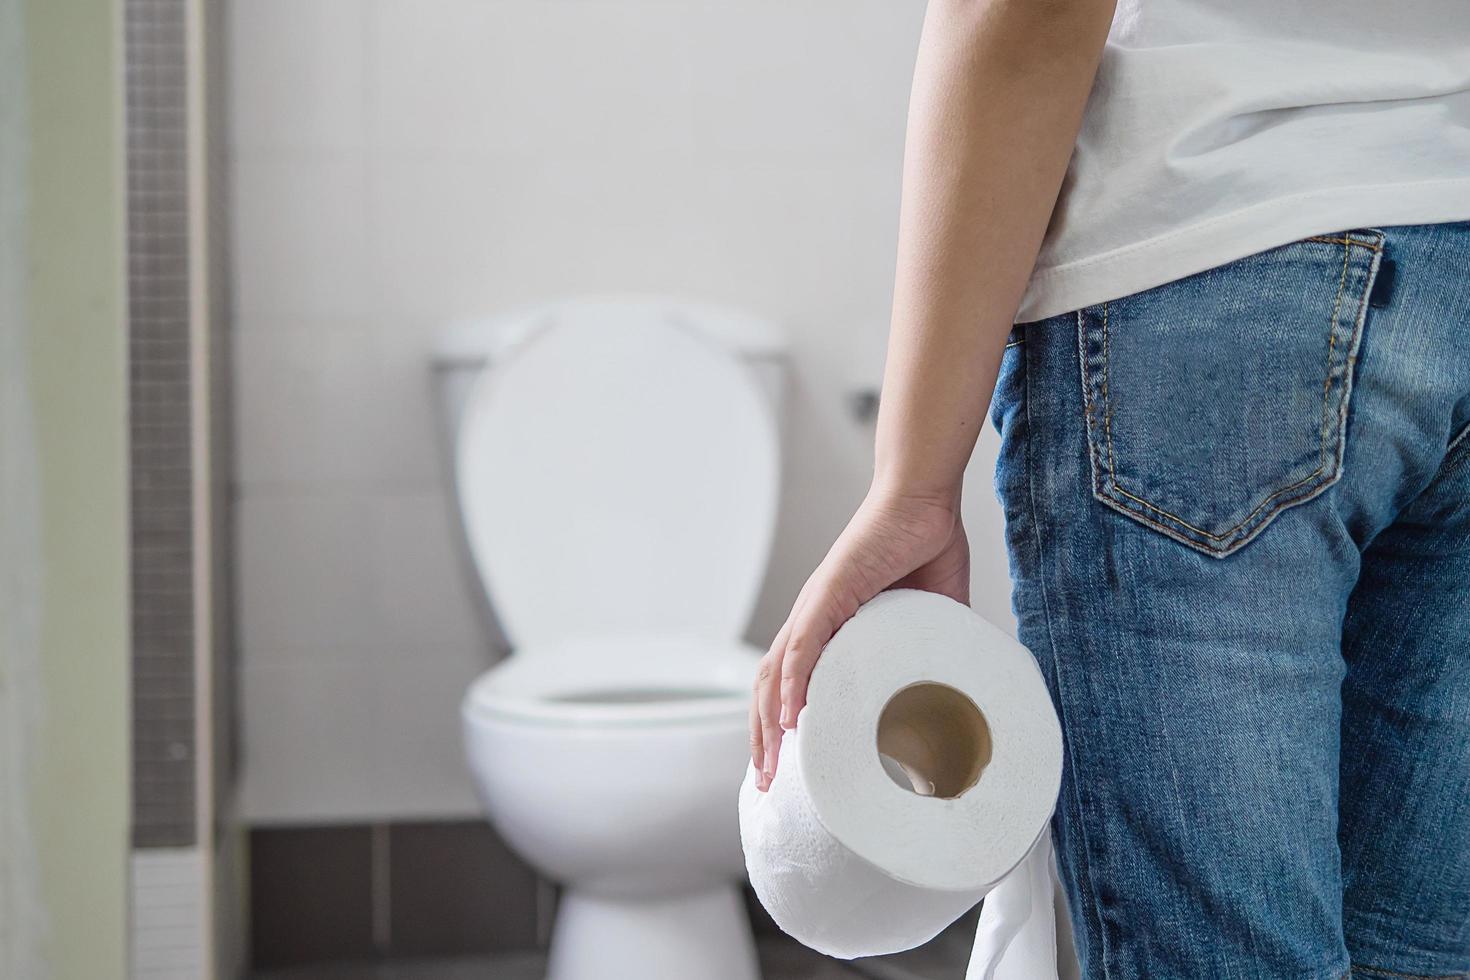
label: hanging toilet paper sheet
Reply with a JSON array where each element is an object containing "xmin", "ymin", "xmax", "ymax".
[{"xmin": 737, "ymin": 589, "xmax": 1064, "ymax": 976}]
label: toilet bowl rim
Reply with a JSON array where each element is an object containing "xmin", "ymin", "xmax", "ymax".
[{"xmin": 462, "ymin": 634, "xmax": 760, "ymax": 729}]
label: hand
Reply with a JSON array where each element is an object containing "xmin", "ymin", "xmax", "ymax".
[{"xmin": 750, "ymin": 485, "xmax": 969, "ymax": 791}]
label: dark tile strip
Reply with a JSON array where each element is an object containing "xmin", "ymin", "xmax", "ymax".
[
  {"xmin": 126, "ymin": 0, "xmax": 197, "ymax": 849},
  {"xmin": 249, "ymin": 821, "xmax": 541, "ymax": 969}
]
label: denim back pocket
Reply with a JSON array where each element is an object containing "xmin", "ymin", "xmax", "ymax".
[{"xmin": 1076, "ymin": 231, "xmax": 1384, "ymax": 557}]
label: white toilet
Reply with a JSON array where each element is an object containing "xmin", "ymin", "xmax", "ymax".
[{"xmin": 431, "ymin": 296, "xmax": 787, "ymax": 980}]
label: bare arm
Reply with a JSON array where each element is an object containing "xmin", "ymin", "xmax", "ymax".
[
  {"xmin": 877, "ymin": 0, "xmax": 1115, "ymax": 497},
  {"xmin": 752, "ymin": 0, "xmax": 1116, "ymax": 790}
]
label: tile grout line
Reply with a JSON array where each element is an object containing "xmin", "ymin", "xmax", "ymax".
[{"xmin": 371, "ymin": 822, "xmax": 391, "ymax": 952}]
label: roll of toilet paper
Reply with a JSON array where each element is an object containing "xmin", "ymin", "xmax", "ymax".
[{"xmin": 738, "ymin": 589, "xmax": 1063, "ymax": 962}]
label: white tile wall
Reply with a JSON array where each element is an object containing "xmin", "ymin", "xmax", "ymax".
[
  {"xmin": 130, "ymin": 849, "xmax": 207, "ymax": 980},
  {"xmin": 368, "ymin": 493, "xmax": 486, "ymax": 649},
  {"xmin": 231, "ymin": 0, "xmax": 1014, "ymax": 825},
  {"xmin": 373, "ymin": 152, "xmax": 739, "ymax": 320},
  {"xmin": 370, "ymin": 641, "xmax": 487, "ymax": 817},
  {"xmin": 234, "ymin": 321, "xmax": 390, "ymax": 487},
  {"xmin": 239, "ymin": 658, "xmax": 383, "ymax": 820},
  {"xmin": 232, "ymin": 153, "xmax": 375, "ymax": 320},
  {"xmin": 229, "ymin": 0, "xmax": 369, "ymax": 152},
  {"xmin": 685, "ymin": 1, "xmax": 917, "ymax": 164},
  {"xmin": 372, "ymin": 0, "xmax": 699, "ymax": 158},
  {"xmin": 237, "ymin": 493, "xmax": 383, "ymax": 656}
]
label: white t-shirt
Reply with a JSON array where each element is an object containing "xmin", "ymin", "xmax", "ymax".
[{"xmin": 1017, "ymin": 0, "xmax": 1470, "ymax": 323}]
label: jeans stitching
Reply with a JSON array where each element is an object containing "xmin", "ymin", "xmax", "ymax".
[
  {"xmin": 1023, "ymin": 334, "xmax": 1113, "ymax": 978},
  {"xmin": 1102, "ymin": 301, "xmax": 1119, "ymax": 481},
  {"xmin": 1078, "ymin": 309, "xmax": 1096, "ymax": 439},
  {"xmin": 1085, "ymin": 234, "xmax": 1380, "ymax": 553},
  {"xmin": 1306, "ymin": 235, "xmax": 1384, "ymax": 251},
  {"xmin": 1351, "ymin": 966, "xmax": 1470, "ymax": 979},
  {"xmin": 1078, "ymin": 310, "xmax": 1107, "ymax": 505},
  {"xmin": 1100, "ymin": 241, "xmax": 1344, "ymax": 538},
  {"xmin": 1443, "ymin": 417, "xmax": 1470, "ymax": 467},
  {"xmin": 1106, "ymin": 472, "xmax": 1352, "ymax": 553}
]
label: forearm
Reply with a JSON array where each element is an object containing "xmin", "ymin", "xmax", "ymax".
[{"xmin": 872, "ymin": 0, "xmax": 1115, "ymax": 500}]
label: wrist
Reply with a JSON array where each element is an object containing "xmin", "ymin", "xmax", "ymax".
[
  {"xmin": 870, "ymin": 410, "xmax": 976, "ymax": 512},
  {"xmin": 865, "ymin": 471, "xmax": 962, "ymax": 519}
]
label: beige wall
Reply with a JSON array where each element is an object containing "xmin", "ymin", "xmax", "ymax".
[{"xmin": 2, "ymin": 0, "xmax": 131, "ymax": 977}]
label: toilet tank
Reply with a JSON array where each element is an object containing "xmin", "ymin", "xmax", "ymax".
[{"xmin": 430, "ymin": 295, "xmax": 790, "ymax": 451}]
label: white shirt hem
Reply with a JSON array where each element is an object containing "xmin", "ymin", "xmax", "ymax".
[{"xmin": 1017, "ymin": 177, "xmax": 1470, "ymax": 323}]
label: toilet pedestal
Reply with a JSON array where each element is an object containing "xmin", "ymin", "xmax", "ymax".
[{"xmin": 546, "ymin": 883, "xmax": 761, "ymax": 980}]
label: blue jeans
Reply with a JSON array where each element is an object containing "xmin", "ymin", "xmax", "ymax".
[{"xmin": 991, "ymin": 222, "xmax": 1470, "ymax": 979}]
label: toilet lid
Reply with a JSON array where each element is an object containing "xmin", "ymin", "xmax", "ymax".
[{"xmin": 455, "ymin": 303, "xmax": 780, "ymax": 648}]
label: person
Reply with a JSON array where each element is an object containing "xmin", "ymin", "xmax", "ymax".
[{"xmin": 748, "ymin": 0, "xmax": 1470, "ymax": 975}]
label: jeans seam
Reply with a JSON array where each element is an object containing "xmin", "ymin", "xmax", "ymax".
[
  {"xmin": 1351, "ymin": 966, "xmax": 1470, "ymax": 979},
  {"xmin": 1306, "ymin": 235, "xmax": 1384, "ymax": 252},
  {"xmin": 1025, "ymin": 333, "xmax": 1112, "ymax": 978},
  {"xmin": 1100, "ymin": 242, "xmax": 1344, "ymax": 537},
  {"xmin": 1084, "ymin": 234, "xmax": 1380, "ymax": 554},
  {"xmin": 1442, "ymin": 417, "xmax": 1470, "ymax": 471}
]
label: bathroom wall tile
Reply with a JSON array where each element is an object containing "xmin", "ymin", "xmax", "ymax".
[
  {"xmin": 370, "ymin": 643, "xmax": 488, "ymax": 819},
  {"xmin": 235, "ymin": 489, "xmax": 496, "ymax": 820},
  {"xmin": 232, "ymin": 320, "xmax": 441, "ymax": 491},
  {"xmin": 239, "ymin": 661, "xmax": 381, "ymax": 823},
  {"xmin": 128, "ymin": 0, "xmax": 200, "ymax": 851},
  {"xmin": 687, "ymin": 0, "xmax": 921, "ymax": 164},
  {"xmin": 239, "ymin": 642, "xmax": 494, "ymax": 823},
  {"xmin": 387, "ymin": 821, "xmax": 539, "ymax": 955},
  {"xmin": 232, "ymin": 151, "xmax": 374, "ymax": 320},
  {"xmin": 371, "ymin": 0, "xmax": 697, "ymax": 157},
  {"xmin": 247, "ymin": 821, "xmax": 542, "ymax": 969},
  {"xmin": 229, "ymin": 0, "xmax": 369, "ymax": 152},
  {"xmin": 368, "ymin": 152, "xmax": 708, "ymax": 320},
  {"xmin": 371, "ymin": 153, "xmax": 899, "ymax": 333},
  {"xmin": 249, "ymin": 825, "xmax": 375, "ymax": 967},
  {"xmin": 236, "ymin": 494, "xmax": 383, "ymax": 656},
  {"xmin": 366, "ymin": 153, "xmax": 519, "ymax": 321},
  {"xmin": 233, "ymin": 321, "xmax": 389, "ymax": 488},
  {"xmin": 371, "ymin": 492, "xmax": 489, "ymax": 653},
  {"xmin": 690, "ymin": 162, "xmax": 902, "ymax": 323},
  {"xmin": 368, "ymin": 321, "xmax": 455, "ymax": 490}
]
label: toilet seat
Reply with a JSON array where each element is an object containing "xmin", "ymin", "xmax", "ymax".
[
  {"xmin": 454, "ymin": 305, "xmax": 780, "ymax": 649},
  {"xmin": 464, "ymin": 637, "xmax": 760, "ymax": 728}
]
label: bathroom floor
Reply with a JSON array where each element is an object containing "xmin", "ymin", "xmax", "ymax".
[
  {"xmin": 249, "ymin": 911, "xmax": 979, "ymax": 980},
  {"xmin": 251, "ymin": 934, "xmax": 869, "ymax": 980}
]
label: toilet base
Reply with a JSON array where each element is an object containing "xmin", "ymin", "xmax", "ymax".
[{"xmin": 546, "ymin": 882, "xmax": 761, "ymax": 980}]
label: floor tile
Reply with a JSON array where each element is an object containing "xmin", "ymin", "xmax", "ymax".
[{"xmin": 250, "ymin": 934, "xmax": 872, "ymax": 979}]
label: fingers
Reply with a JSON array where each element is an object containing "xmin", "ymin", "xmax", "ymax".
[
  {"xmin": 779, "ymin": 573, "xmax": 862, "ymax": 735},
  {"xmin": 751, "ymin": 617, "xmax": 792, "ymax": 791},
  {"xmin": 750, "ymin": 493, "xmax": 967, "ymax": 793},
  {"xmin": 755, "ymin": 639, "xmax": 786, "ymax": 792},
  {"xmin": 748, "ymin": 681, "xmax": 763, "ymax": 776}
]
